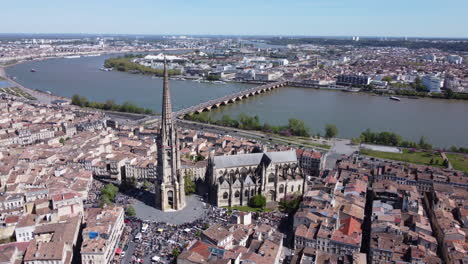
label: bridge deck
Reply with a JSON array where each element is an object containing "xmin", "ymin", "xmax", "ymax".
[{"xmin": 175, "ymin": 80, "xmax": 289, "ymax": 117}]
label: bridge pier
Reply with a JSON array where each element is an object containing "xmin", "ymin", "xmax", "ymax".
[{"xmin": 176, "ymin": 81, "xmax": 288, "ymax": 118}]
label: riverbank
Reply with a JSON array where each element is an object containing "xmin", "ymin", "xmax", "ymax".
[
  {"xmin": 0, "ymin": 48, "xmax": 192, "ymax": 104},
  {"xmin": 0, "ymin": 66, "xmax": 68, "ymax": 103},
  {"xmin": 0, "ymin": 47, "xmax": 193, "ymax": 68},
  {"xmin": 286, "ymin": 81, "xmax": 468, "ymax": 102}
]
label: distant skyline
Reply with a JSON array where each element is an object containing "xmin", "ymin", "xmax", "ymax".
[{"xmin": 2, "ymin": 0, "xmax": 468, "ymax": 38}]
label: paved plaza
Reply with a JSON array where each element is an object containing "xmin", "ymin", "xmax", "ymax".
[
  {"xmin": 324, "ymin": 138, "xmax": 360, "ymax": 170},
  {"xmin": 133, "ymin": 194, "xmax": 209, "ymax": 225},
  {"xmin": 360, "ymin": 143, "xmax": 402, "ymax": 153}
]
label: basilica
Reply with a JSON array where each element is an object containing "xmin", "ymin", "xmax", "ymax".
[
  {"xmin": 205, "ymin": 150, "xmax": 305, "ymax": 207},
  {"xmin": 152, "ymin": 61, "xmax": 305, "ymax": 211}
]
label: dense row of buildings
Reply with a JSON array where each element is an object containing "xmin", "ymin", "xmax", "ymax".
[
  {"xmin": 0, "ymin": 72, "xmax": 324, "ymax": 263},
  {"xmin": 178, "ymin": 211, "xmax": 285, "ymax": 264},
  {"xmin": 290, "ymin": 154, "xmax": 467, "ymax": 263}
]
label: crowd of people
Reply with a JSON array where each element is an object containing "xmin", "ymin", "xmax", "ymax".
[
  {"xmin": 84, "ymin": 180, "xmax": 104, "ymax": 207},
  {"xmin": 128, "ymin": 206, "xmax": 232, "ymax": 263},
  {"xmin": 85, "ymin": 181, "xmax": 288, "ymax": 264},
  {"xmin": 125, "ymin": 206, "xmax": 287, "ymax": 263}
]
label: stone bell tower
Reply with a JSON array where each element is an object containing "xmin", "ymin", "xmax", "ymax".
[{"xmin": 155, "ymin": 60, "xmax": 186, "ymax": 211}]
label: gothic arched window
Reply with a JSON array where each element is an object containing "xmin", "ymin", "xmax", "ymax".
[
  {"xmin": 279, "ymin": 184, "xmax": 284, "ymax": 193},
  {"xmin": 245, "ymin": 190, "xmax": 249, "ymax": 197},
  {"xmin": 167, "ymin": 190, "xmax": 174, "ymax": 206},
  {"xmin": 268, "ymin": 173, "xmax": 275, "ymax": 183},
  {"xmin": 235, "ymin": 191, "xmax": 240, "ymax": 198},
  {"xmin": 223, "ymin": 192, "xmax": 228, "ymax": 199}
]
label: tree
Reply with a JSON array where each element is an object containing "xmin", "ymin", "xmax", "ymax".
[
  {"xmin": 172, "ymin": 248, "xmax": 180, "ymax": 257},
  {"xmin": 442, "ymin": 159, "xmax": 449, "ymax": 168},
  {"xmin": 360, "ymin": 129, "xmax": 375, "ymax": 143},
  {"xmin": 418, "ymin": 136, "xmax": 432, "ymax": 150},
  {"xmin": 184, "ymin": 173, "xmax": 196, "ymax": 195},
  {"xmin": 125, "ymin": 205, "xmax": 136, "ymax": 217},
  {"xmin": 101, "ymin": 184, "xmax": 119, "ymax": 201},
  {"xmin": 351, "ymin": 138, "xmax": 361, "ymax": 145},
  {"xmin": 249, "ymin": 194, "xmax": 266, "ymax": 209},
  {"xmin": 59, "ymin": 138, "xmax": 65, "ymax": 145},
  {"xmin": 99, "ymin": 195, "xmax": 112, "ymax": 208},
  {"xmin": 104, "ymin": 100, "xmax": 117, "ymax": 111},
  {"xmin": 71, "ymin": 94, "xmax": 88, "ymax": 107},
  {"xmin": 450, "ymin": 146, "xmax": 459, "ymax": 153},
  {"xmin": 444, "ymin": 89, "xmax": 454, "ymax": 99},
  {"xmin": 325, "ymin": 124, "xmax": 338, "ymax": 139},
  {"xmin": 219, "ymin": 115, "xmax": 238, "ymax": 127},
  {"xmin": 238, "ymin": 113, "xmax": 261, "ymax": 130},
  {"xmin": 279, "ymin": 196, "xmax": 301, "ymax": 213},
  {"xmin": 142, "ymin": 180, "xmax": 152, "ymax": 191},
  {"xmin": 287, "ymin": 118, "xmax": 310, "ymax": 137},
  {"xmin": 382, "ymin": 76, "xmax": 393, "ymax": 83}
]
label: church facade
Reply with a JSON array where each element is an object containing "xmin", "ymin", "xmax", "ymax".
[
  {"xmin": 205, "ymin": 150, "xmax": 305, "ymax": 207},
  {"xmin": 154, "ymin": 61, "xmax": 186, "ymax": 211}
]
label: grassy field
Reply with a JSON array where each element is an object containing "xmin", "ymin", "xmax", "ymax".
[
  {"xmin": 360, "ymin": 149, "xmax": 444, "ymax": 166},
  {"xmin": 446, "ymin": 153, "xmax": 468, "ymax": 173}
]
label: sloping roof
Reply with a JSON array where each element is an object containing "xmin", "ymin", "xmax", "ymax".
[
  {"xmin": 213, "ymin": 153, "xmax": 263, "ymax": 169},
  {"xmin": 213, "ymin": 151, "xmax": 296, "ymax": 169},
  {"xmin": 265, "ymin": 150, "xmax": 297, "ymax": 163},
  {"xmin": 339, "ymin": 217, "xmax": 362, "ymax": 236}
]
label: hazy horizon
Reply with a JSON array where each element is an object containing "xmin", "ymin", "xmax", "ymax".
[{"xmin": 1, "ymin": 0, "xmax": 467, "ymax": 38}]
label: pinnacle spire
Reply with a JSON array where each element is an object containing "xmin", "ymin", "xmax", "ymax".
[{"xmin": 162, "ymin": 57, "xmax": 172, "ymax": 127}]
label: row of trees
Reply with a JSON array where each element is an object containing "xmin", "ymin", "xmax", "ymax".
[
  {"xmin": 186, "ymin": 113, "xmax": 311, "ymax": 137},
  {"xmin": 186, "ymin": 113, "xmax": 342, "ymax": 139},
  {"xmin": 104, "ymin": 56, "xmax": 180, "ymax": 76},
  {"xmin": 357, "ymin": 128, "xmax": 433, "ymax": 150},
  {"xmin": 71, "ymin": 94, "xmax": 155, "ymax": 115},
  {"xmin": 449, "ymin": 146, "xmax": 468, "ymax": 154},
  {"xmin": 248, "ymin": 194, "xmax": 302, "ymax": 213}
]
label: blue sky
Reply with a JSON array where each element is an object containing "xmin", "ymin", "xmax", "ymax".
[{"xmin": 1, "ymin": 0, "xmax": 467, "ymax": 37}]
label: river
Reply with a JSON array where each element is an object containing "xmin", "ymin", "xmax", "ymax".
[
  {"xmin": 5, "ymin": 55, "xmax": 468, "ymax": 148},
  {"xmin": 5, "ymin": 54, "xmax": 254, "ymax": 112}
]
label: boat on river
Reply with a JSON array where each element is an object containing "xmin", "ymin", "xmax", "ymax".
[{"xmin": 390, "ymin": 96, "xmax": 401, "ymax": 101}]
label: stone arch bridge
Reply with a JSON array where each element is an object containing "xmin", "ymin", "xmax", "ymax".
[{"xmin": 175, "ymin": 81, "xmax": 289, "ymax": 118}]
